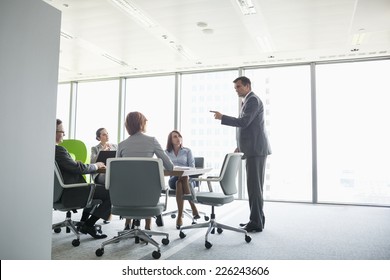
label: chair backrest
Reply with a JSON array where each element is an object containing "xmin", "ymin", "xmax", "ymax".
[
  {"xmin": 192, "ymin": 157, "xmax": 205, "ymax": 187},
  {"xmin": 194, "ymin": 157, "xmax": 204, "ymax": 168},
  {"xmin": 59, "ymin": 139, "xmax": 88, "ymax": 163},
  {"xmin": 53, "ymin": 162, "xmax": 64, "ymax": 203},
  {"xmin": 53, "ymin": 161, "xmax": 93, "ymax": 209},
  {"xmin": 106, "ymin": 158, "xmax": 165, "ymax": 207},
  {"xmin": 219, "ymin": 153, "xmax": 243, "ymax": 196}
]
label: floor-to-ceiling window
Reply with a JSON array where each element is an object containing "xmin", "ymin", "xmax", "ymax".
[
  {"xmin": 56, "ymin": 58, "xmax": 390, "ymax": 206},
  {"xmin": 316, "ymin": 59, "xmax": 390, "ymax": 206},
  {"xmin": 245, "ymin": 66, "xmax": 312, "ymax": 201},
  {"xmin": 75, "ymin": 79, "xmax": 120, "ymax": 159},
  {"xmin": 125, "ymin": 75, "xmax": 175, "ymax": 145},
  {"xmin": 180, "ymin": 71, "xmax": 239, "ymax": 173}
]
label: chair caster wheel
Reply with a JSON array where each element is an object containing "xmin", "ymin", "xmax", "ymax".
[
  {"xmin": 162, "ymin": 238, "xmax": 170, "ymax": 245},
  {"xmin": 205, "ymin": 241, "xmax": 212, "ymax": 249},
  {"xmin": 179, "ymin": 231, "xmax": 186, "ymax": 239},
  {"xmin": 171, "ymin": 214, "xmax": 176, "ymax": 219},
  {"xmin": 217, "ymin": 228, "xmax": 223, "ymax": 234},
  {"xmin": 95, "ymin": 248, "xmax": 104, "ymax": 257},
  {"xmin": 72, "ymin": 239, "xmax": 80, "ymax": 247},
  {"xmin": 245, "ymin": 235, "xmax": 252, "ymax": 243},
  {"xmin": 204, "ymin": 216, "xmax": 210, "ymax": 221},
  {"xmin": 54, "ymin": 228, "xmax": 61, "ymax": 233},
  {"xmin": 152, "ymin": 251, "xmax": 161, "ymax": 259}
]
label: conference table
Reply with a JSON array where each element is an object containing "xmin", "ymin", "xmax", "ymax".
[
  {"xmin": 164, "ymin": 167, "xmax": 212, "ymax": 177},
  {"xmin": 97, "ymin": 166, "xmax": 212, "ymax": 178}
]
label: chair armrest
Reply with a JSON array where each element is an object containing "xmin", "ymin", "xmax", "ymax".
[
  {"xmin": 193, "ymin": 176, "xmax": 220, "ymax": 182},
  {"xmin": 161, "ymin": 186, "xmax": 169, "ymax": 211},
  {"xmin": 62, "ymin": 182, "xmax": 95, "ymax": 189},
  {"xmin": 193, "ymin": 176, "xmax": 221, "ymax": 192},
  {"xmin": 85, "ymin": 184, "xmax": 97, "ymax": 208}
]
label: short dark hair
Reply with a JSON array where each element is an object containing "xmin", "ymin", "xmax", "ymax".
[
  {"xmin": 166, "ymin": 130, "xmax": 183, "ymax": 152},
  {"xmin": 233, "ymin": 76, "xmax": 251, "ymax": 87},
  {"xmin": 56, "ymin": 119, "xmax": 62, "ymax": 126},
  {"xmin": 125, "ymin": 111, "xmax": 147, "ymax": 135},
  {"xmin": 96, "ymin": 128, "xmax": 105, "ymax": 141}
]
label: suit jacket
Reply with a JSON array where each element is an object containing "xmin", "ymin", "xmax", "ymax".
[
  {"xmin": 221, "ymin": 91, "xmax": 271, "ymax": 157},
  {"xmin": 117, "ymin": 132, "xmax": 174, "ymax": 171},
  {"xmin": 55, "ymin": 145, "xmax": 97, "ymax": 184}
]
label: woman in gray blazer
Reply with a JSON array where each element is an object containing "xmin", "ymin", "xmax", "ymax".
[
  {"xmin": 117, "ymin": 111, "xmax": 174, "ymax": 230},
  {"xmin": 91, "ymin": 127, "xmax": 118, "ymax": 163}
]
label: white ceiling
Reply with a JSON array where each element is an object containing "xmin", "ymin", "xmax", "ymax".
[{"xmin": 43, "ymin": 0, "xmax": 390, "ymax": 83}]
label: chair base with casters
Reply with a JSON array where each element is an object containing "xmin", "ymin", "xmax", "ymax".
[
  {"xmin": 160, "ymin": 188, "xmax": 209, "ymax": 227},
  {"xmin": 179, "ymin": 153, "xmax": 252, "ymax": 249},
  {"xmin": 52, "ymin": 200, "xmax": 103, "ymax": 247},
  {"xmin": 95, "ymin": 219, "xmax": 169, "ymax": 259},
  {"xmin": 179, "ymin": 195, "xmax": 251, "ymax": 249},
  {"xmin": 52, "ymin": 209, "xmax": 82, "ymax": 247}
]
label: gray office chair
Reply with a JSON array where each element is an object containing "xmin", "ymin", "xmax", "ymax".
[
  {"xmin": 179, "ymin": 153, "xmax": 252, "ymax": 249},
  {"xmin": 95, "ymin": 158, "xmax": 170, "ymax": 259},
  {"xmin": 160, "ymin": 157, "xmax": 209, "ymax": 225},
  {"xmin": 52, "ymin": 162, "xmax": 100, "ymax": 247}
]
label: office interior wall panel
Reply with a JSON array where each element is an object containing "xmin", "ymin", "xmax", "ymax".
[{"xmin": 0, "ymin": 0, "xmax": 61, "ymax": 259}]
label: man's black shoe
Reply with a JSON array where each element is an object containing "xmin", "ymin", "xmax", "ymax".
[
  {"xmin": 239, "ymin": 222, "xmax": 249, "ymax": 227},
  {"xmin": 242, "ymin": 223, "xmax": 262, "ymax": 233},
  {"xmin": 240, "ymin": 216, "xmax": 265, "ymax": 229},
  {"xmin": 155, "ymin": 215, "xmax": 164, "ymax": 227},
  {"xmin": 80, "ymin": 224, "xmax": 107, "ymax": 239}
]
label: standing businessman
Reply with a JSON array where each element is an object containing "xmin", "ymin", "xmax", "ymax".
[{"xmin": 211, "ymin": 76, "xmax": 271, "ymax": 232}]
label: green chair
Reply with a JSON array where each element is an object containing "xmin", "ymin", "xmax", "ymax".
[{"xmin": 59, "ymin": 139, "xmax": 88, "ymax": 163}]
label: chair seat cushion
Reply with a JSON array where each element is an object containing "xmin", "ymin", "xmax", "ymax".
[
  {"xmin": 112, "ymin": 203, "xmax": 165, "ymax": 219},
  {"xmin": 184, "ymin": 192, "xmax": 234, "ymax": 206}
]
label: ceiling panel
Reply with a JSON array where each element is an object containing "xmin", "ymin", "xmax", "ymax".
[{"xmin": 43, "ymin": 0, "xmax": 390, "ymax": 82}]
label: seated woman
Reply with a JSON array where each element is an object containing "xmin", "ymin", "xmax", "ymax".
[
  {"xmin": 165, "ymin": 130, "xmax": 200, "ymax": 229},
  {"xmin": 117, "ymin": 111, "xmax": 174, "ymax": 230},
  {"xmin": 91, "ymin": 128, "xmax": 117, "ymax": 223},
  {"xmin": 91, "ymin": 127, "xmax": 118, "ymax": 163}
]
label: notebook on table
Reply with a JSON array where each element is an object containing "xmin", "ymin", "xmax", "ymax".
[{"xmin": 95, "ymin": 150, "xmax": 116, "ymax": 164}]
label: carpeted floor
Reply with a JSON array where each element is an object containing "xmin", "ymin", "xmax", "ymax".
[{"xmin": 51, "ymin": 200, "xmax": 390, "ymax": 260}]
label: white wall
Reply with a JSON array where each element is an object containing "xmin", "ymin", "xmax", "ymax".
[{"xmin": 0, "ymin": 0, "xmax": 61, "ymax": 259}]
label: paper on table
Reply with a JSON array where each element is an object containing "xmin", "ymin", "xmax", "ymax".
[{"xmin": 173, "ymin": 166, "xmax": 191, "ymax": 170}]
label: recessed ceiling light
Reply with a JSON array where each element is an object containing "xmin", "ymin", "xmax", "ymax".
[
  {"xmin": 109, "ymin": 0, "xmax": 157, "ymax": 28},
  {"xmin": 197, "ymin": 22, "xmax": 208, "ymax": 28},
  {"xmin": 202, "ymin": 28, "xmax": 214, "ymax": 34},
  {"xmin": 236, "ymin": 0, "xmax": 256, "ymax": 15}
]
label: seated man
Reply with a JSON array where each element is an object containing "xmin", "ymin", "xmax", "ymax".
[{"xmin": 55, "ymin": 119, "xmax": 110, "ymax": 239}]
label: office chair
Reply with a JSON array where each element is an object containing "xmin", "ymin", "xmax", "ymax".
[
  {"xmin": 159, "ymin": 157, "xmax": 209, "ymax": 226},
  {"xmin": 179, "ymin": 153, "xmax": 252, "ymax": 249},
  {"xmin": 59, "ymin": 139, "xmax": 88, "ymax": 163},
  {"xmin": 52, "ymin": 162, "xmax": 101, "ymax": 247},
  {"xmin": 95, "ymin": 158, "xmax": 170, "ymax": 259}
]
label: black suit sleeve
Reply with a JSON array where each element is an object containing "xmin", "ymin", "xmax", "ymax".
[{"xmin": 55, "ymin": 145, "xmax": 98, "ymax": 184}]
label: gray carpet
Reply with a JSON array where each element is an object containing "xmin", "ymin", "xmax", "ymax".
[{"xmin": 51, "ymin": 200, "xmax": 390, "ymax": 260}]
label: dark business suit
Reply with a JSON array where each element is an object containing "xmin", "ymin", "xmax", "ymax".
[
  {"xmin": 55, "ymin": 145, "xmax": 111, "ymax": 221},
  {"xmin": 221, "ymin": 91, "xmax": 271, "ymax": 229}
]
